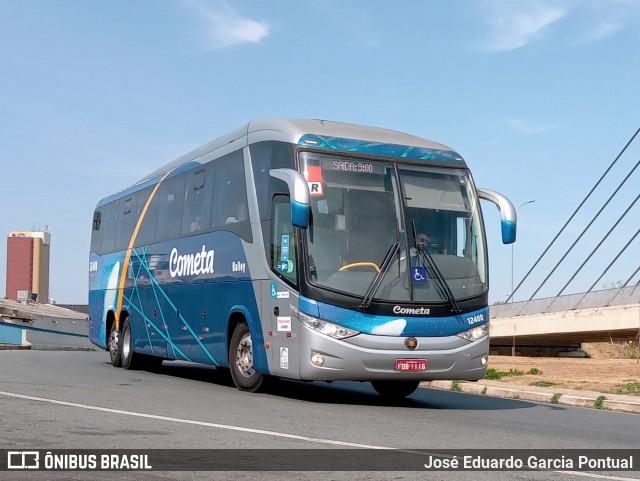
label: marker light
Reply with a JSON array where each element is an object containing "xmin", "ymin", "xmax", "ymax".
[
  {"xmin": 311, "ymin": 353, "xmax": 325, "ymax": 366},
  {"xmin": 455, "ymin": 322, "xmax": 490, "ymax": 342},
  {"xmin": 291, "ymin": 307, "xmax": 359, "ymax": 340}
]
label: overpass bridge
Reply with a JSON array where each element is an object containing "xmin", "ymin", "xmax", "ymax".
[{"xmin": 490, "ymin": 287, "xmax": 640, "ymax": 356}]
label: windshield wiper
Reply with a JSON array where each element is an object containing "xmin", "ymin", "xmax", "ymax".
[
  {"xmin": 358, "ymin": 242, "xmax": 401, "ymax": 311},
  {"xmin": 411, "ymin": 221, "xmax": 461, "ymax": 314}
]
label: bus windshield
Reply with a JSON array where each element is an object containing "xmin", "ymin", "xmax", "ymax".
[{"xmin": 302, "ymin": 152, "xmax": 487, "ymax": 303}]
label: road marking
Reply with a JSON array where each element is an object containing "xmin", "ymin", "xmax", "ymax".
[
  {"xmin": 0, "ymin": 390, "xmax": 389, "ymax": 449},
  {"xmin": 2, "ymin": 389, "xmax": 638, "ymax": 480},
  {"xmin": 558, "ymin": 472, "xmax": 640, "ymax": 481}
]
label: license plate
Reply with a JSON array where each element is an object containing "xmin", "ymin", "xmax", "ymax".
[{"xmin": 395, "ymin": 359, "xmax": 427, "ymax": 372}]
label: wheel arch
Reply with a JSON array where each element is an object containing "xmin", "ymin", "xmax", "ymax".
[{"xmin": 226, "ymin": 305, "xmax": 268, "ymax": 374}]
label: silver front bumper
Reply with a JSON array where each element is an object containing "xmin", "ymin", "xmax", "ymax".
[{"xmin": 297, "ymin": 325, "xmax": 489, "ymax": 382}]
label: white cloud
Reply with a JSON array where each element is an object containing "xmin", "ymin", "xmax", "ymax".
[
  {"xmin": 573, "ymin": 21, "xmax": 624, "ymax": 45},
  {"xmin": 507, "ymin": 118, "xmax": 557, "ymax": 135},
  {"xmin": 188, "ymin": 0, "xmax": 270, "ymax": 49},
  {"xmin": 480, "ymin": 2, "xmax": 569, "ymax": 51}
]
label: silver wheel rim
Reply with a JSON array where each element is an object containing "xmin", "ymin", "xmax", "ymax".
[
  {"xmin": 235, "ymin": 332, "xmax": 254, "ymax": 377},
  {"xmin": 108, "ymin": 329, "xmax": 119, "ymax": 358},
  {"xmin": 122, "ymin": 325, "xmax": 131, "ymax": 360}
]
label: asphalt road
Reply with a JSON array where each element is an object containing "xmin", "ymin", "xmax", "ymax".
[{"xmin": 0, "ymin": 350, "xmax": 638, "ymax": 481}]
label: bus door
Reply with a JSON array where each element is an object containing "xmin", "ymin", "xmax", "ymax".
[{"xmin": 264, "ymin": 196, "xmax": 301, "ymax": 379}]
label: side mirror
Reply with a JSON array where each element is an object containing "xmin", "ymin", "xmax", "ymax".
[
  {"xmin": 269, "ymin": 168, "xmax": 310, "ymax": 229},
  {"xmin": 477, "ymin": 188, "xmax": 517, "ymax": 244}
]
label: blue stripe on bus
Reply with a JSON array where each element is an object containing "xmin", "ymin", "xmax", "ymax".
[
  {"xmin": 89, "ymin": 232, "xmax": 267, "ymax": 372},
  {"xmin": 298, "ymin": 134, "xmax": 465, "ymax": 164},
  {"xmin": 299, "ymin": 297, "xmax": 487, "ymax": 337}
]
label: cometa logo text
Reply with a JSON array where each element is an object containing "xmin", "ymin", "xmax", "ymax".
[
  {"xmin": 393, "ymin": 306, "xmax": 430, "ymax": 315},
  {"xmin": 169, "ymin": 245, "xmax": 215, "ymax": 277}
]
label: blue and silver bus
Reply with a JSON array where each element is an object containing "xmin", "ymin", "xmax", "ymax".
[{"xmin": 89, "ymin": 119, "xmax": 516, "ymax": 398}]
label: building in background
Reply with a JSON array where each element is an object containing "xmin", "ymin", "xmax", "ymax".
[{"xmin": 5, "ymin": 230, "xmax": 51, "ymax": 303}]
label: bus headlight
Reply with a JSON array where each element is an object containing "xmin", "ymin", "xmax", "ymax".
[
  {"xmin": 456, "ymin": 322, "xmax": 489, "ymax": 342},
  {"xmin": 292, "ymin": 307, "xmax": 359, "ymax": 340}
]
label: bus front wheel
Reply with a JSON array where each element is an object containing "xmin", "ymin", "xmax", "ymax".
[
  {"xmin": 371, "ymin": 380, "xmax": 420, "ymax": 398},
  {"xmin": 229, "ymin": 322, "xmax": 265, "ymax": 392}
]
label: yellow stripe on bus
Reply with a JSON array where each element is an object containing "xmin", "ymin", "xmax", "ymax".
[{"xmin": 115, "ymin": 168, "xmax": 176, "ymax": 330}]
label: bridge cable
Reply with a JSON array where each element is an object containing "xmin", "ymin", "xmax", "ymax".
[
  {"xmin": 608, "ymin": 265, "xmax": 640, "ymax": 305},
  {"xmin": 505, "ymin": 127, "xmax": 640, "ymax": 303},
  {"xmin": 554, "ymin": 190, "xmax": 640, "ymax": 298},
  {"xmin": 527, "ymin": 157, "xmax": 640, "ymax": 300},
  {"xmin": 572, "ymin": 229, "xmax": 640, "ymax": 309},
  {"xmin": 547, "ymin": 197, "xmax": 640, "ymax": 310}
]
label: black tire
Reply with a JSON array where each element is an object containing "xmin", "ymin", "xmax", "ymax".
[
  {"xmin": 229, "ymin": 322, "xmax": 265, "ymax": 392},
  {"xmin": 121, "ymin": 317, "xmax": 144, "ymax": 371},
  {"xmin": 371, "ymin": 380, "xmax": 420, "ymax": 398},
  {"xmin": 108, "ymin": 320, "xmax": 121, "ymax": 367}
]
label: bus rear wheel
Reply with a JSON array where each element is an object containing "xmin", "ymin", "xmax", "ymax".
[
  {"xmin": 229, "ymin": 322, "xmax": 265, "ymax": 392},
  {"xmin": 371, "ymin": 380, "xmax": 420, "ymax": 398},
  {"xmin": 108, "ymin": 321, "xmax": 121, "ymax": 367}
]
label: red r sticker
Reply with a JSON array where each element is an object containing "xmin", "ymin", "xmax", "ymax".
[{"xmin": 305, "ymin": 166, "xmax": 324, "ymax": 196}]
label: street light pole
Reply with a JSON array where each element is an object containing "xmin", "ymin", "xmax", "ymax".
[{"xmin": 510, "ymin": 200, "xmax": 535, "ymax": 302}]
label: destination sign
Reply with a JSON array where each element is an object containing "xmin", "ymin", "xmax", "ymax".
[{"xmin": 320, "ymin": 159, "xmax": 384, "ymax": 174}]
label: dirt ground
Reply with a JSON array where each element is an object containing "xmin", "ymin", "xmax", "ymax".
[{"xmin": 487, "ymin": 355, "xmax": 640, "ymax": 395}]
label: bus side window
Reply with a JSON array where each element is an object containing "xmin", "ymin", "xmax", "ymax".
[
  {"xmin": 115, "ymin": 197, "xmax": 138, "ymax": 251},
  {"xmin": 91, "ymin": 210, "xmax": 103, "ymax": 253},
  {"xmin": 136, "ymin": 186, "xmax": 159, "ymax": 247},
  {"xmin": 211, "ymin": 151, "xmax": 247, "ymax": 228},
  {"xmin": 182, "ymin": 169, "xmax": 210, "ymax": 234},
  {"xmin": 271, "ymin": 195, "xmax": 297, "ymax": 286},
  {"xmin": 102, "ymin": 202, "xmax": 118, "ymax": 254},
  {"xmin": 156, "ymin": 175, "xmax": 185, "ymax": 242}
]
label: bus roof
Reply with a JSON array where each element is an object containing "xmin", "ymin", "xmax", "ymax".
[
  {"xmin": 95, "ymin": 119, "xmax": 466, "ymax": 206},
  {"xmin": 138, "ymin": 119, "xmax": 464, "ymax": 183}
]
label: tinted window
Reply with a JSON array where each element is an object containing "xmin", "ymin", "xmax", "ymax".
[
  {"xmin": 250, "ymin": 141, "xmax": 294, "ymax": 221},
  {"xmin": 115, "ymin": 196, "xmax": 138, "ymax": 251},
  {"xmin": 182, "ymin": 169, "xmax": 210, "ymax": 235},
  {"xmin": 271, "ymin": 195, "xmax": 297, "ymax": 286},
  {"xmin": 101, "ymin": 202, "xmax": 118, "ymax": 253},
  {"xmin": 211, "ymin": 151, "xmax": 248, "ymax": 227},
  {"xmin": 136, "ymin": 187, "xmax": 158, "ymax": 247},
  {"xmin": 91, "ymin": 210, "xmax": 103, "ymax": 253},
  {"xmin": 156, "ymin": 175, "xmax": 186, "ymax": 242}
]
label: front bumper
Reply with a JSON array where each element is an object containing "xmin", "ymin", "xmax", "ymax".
[{"xmin": 297, "ymin": 324, "xmax": 489, "ymax": 382}]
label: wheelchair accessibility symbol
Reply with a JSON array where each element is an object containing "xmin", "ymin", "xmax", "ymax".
[{"xmin": 412, "ymin": 267, "xmax": 427, "ymax": 283}]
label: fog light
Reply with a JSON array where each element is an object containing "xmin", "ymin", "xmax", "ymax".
[
  {"xmin": 311, "ymin": 353, "xmax": 325, "ymax": 366},
  {"xmin": 481, "ymin": 356, "xmax": 487, "ymax": 366}
]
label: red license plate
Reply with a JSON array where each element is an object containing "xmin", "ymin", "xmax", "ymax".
[{"xmin": 395, "ymin": 359, "xmax": 427, "ymax": 372}]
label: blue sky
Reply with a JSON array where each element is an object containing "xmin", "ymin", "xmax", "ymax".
[{"xmin": 1, "ymin": 0, "xmax": 639, "ymax": 304}]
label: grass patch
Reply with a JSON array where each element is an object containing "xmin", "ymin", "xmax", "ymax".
[
  {"xmin": 451, "ymin": 380, "xmax": 462, "ymax": 392},
  {"xmin": 551, "ymin": 393, "xmax": 562, "ymax": 404},
  {"xmin": 615, "ymin": 382, "xmax": 640, "ymax": 396},
  {"xmin": 484, "ymin": 367, "xmax": 543, "ymax": 380},
  {"xmin": 531, "ymin": 380, "xmax": 556, "ymax": 388},
  {"xmin": 594, "ymin": 395, "xmax": 607, "ymax": 409}
]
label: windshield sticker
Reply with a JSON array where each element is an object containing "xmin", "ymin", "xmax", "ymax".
[
  {"xmin": 281, "ymin": 235, "xmax": 289, "ymax": 261},
  {"xmin": 412, "ymin": 266, "xmax": 428, "ymax": 283},
  {"xmin": 276, "ymin": 260, "xmax": 294, "ymax": 274},
  {"xmin": 305, "ymin": 165, "xmax": 324, "ymax": 196}
]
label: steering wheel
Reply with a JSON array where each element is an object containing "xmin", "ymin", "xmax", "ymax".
[{"xmin": 338, "ymin": 262, "xmax": 381, "ymax": 273}]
